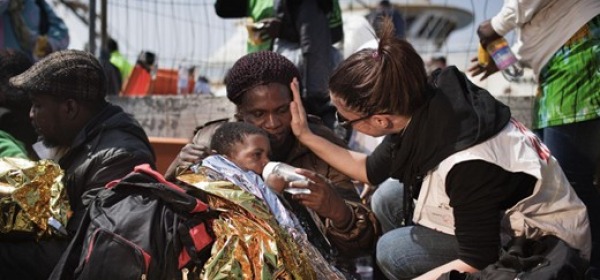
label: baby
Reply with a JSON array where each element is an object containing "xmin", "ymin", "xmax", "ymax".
[
  {"xmin": 208, "ymin": 122, "xmax": 296, "ymax": 194},
  {"xmin": 209, "ymin": 122, "xmax": 270, "ymax": 176},
  {"xmin": 205, "ymin": 122, "xmax": 301, "ymax": 230}
]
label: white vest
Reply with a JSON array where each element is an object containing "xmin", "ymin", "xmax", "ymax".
[{"xmin": 412, "ymin": 120, "xmax": 591, "ymax": 260}]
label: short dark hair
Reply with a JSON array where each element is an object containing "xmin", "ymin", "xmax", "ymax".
[
  {"xmin": 210, "ymin": 122, "xmax": 268, "ymax": 157},
  {"xmin": 136, "ymin": 51, "xmax": 156, "ymax": 72},
  {"xmin": 329, "ymin": 17, "xmax": 428, "ymax": 116},
  {"xmin": 0, "ymin": 50, "xmax": 33, "ymax": 98},
  {"xmin": 225, "ymin": 51, "xmax": 300, "ymax": 105},
  {"xmin": 107, "ymin": 38, "xmax": 118, "ymax": 52},
  {"xmin": 9, "ymin": 50, "xmax": 107, "ymax": 104}
]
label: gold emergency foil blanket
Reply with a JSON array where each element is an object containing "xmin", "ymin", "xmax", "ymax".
[
  {"xmin": 0, "ymin": 157, "xmax": 69, "ymax": 237},
  {"xmin": 178, "ymin": 172, "xmax": 317, "ymax": 280}
]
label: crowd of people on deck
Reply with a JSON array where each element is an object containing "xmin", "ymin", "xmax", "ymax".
[{"xmin": 0, "ymin": 0, "xmax": 599, "ymax": 279}]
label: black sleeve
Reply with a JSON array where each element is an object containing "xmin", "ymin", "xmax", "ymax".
[
  {"xmin": 446, "ymin": 160, "xmax": 536, "ymax": 269},
  {"xmin": 365, "ymin": 135, "xmax": 394, "ymax": 185},
  {"xmin": 294, "ymin": 0, "xmax": 330, "ymax": 54}
]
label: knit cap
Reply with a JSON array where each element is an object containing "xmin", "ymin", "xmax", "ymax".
[
  {"xmin": 9, "ymin": 50, "xmax": 106, "ymax": 102},
  {"xmin": 225, "ymin": 51, "xmax": 300, "ymax": 104}
]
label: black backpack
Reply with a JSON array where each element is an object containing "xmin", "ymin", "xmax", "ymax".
[
  {"xmin": 50, "ymin": 164, "xmax": 217, "ymax": 280},
  {"xmin": 438, "ymin": 235, "xmax": 589, "ymax": 280}
]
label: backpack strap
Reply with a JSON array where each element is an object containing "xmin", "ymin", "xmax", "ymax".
[
  {"xmin": 133, "ymin": 164, "xmax": 188, "ymax": 193},
  {"xmin": 107, "ymin": 164, "xmax": 209, "ymax": 213},
  {"xmin": 177, "ymin": 214, "xmax": 217, "ymax": 269},
  {"xmin": 48, "ymin": 205, "xmax": 94, "ymax": 280}
]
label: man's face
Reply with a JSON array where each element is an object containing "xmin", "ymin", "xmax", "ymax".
[
  {"xmin": 237, "ymin": 83, "xmax": 293, "ymax": 149},
  {"xmin": 29, "ymin": 94, "xmax": 66, "ymax": 147},
  {"xmin": 228, "ymin": 133, "xmax": 271, "ymax": 175}
]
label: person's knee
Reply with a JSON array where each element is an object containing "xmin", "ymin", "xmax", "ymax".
[
  {"xmin": 376, "ymin": 232, "xmax": 415, "ymax": 280},
  {"xmin": 376, "ymin": 234, "xmax": 400, "ymax": 278},
  {"xmin": 371, "ymin": 179, "xmax": 401, "ymax": 213},
  {"xmin": 371, "ymin": 179, "xmax": 404, "ymax": 231},
  {"xmin": 370, "ymin": 187, "xmax": 386, "ymax": 219}
]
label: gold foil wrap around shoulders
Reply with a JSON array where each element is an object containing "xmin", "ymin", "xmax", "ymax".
[
  {"xmin": 0, "ymin": 157, "xmax": 70, "ymax": 238},
  {"xmin": 177, "ymin": 168, "xmax": 317, "ymax": 280}
]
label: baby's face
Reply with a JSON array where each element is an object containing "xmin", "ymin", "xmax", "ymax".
[{"xmin": 228, "ymin": 134, "xmax": 271, "ymax": 175}]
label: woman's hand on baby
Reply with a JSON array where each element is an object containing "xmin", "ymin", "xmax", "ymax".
[
  {"xmin": 289, "ymin": 78, "xmax": 313, "ymax": 141},
  {"xmin": 290, "ymin": 169, "xmax": 352, "ymax": 226},
  {"xmin": 178, "ymin": 144, "xmax": 213, "ymax": 167},
  {"xmin": 165, "ymin": 144, "xmax": 213, "ymax": 180}
]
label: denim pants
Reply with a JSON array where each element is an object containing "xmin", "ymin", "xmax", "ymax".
[
  {"xmin": 535, "ymin": 118, "xmax": 600, "ymax": 267},
  {"xmin": 371, "ymin": 179, "xmax": 459, "ymax": 279}
]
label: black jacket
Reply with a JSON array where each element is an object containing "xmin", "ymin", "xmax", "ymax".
[
  {"xmin": 60, "ymin": 103, "xmax": 155, "ymax": 233},
  {"xmin": 0, "ymin": 104, "xmax": 155, "ymax": 280}
]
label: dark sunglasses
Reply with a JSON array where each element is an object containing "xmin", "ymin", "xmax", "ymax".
[{"xmin": 336, "ymin": 111, "xmax": 373, "ymax": 130}]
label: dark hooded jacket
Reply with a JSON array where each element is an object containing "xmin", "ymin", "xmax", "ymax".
[
  {"xmin": 0, "ymin": 103, "xmax": 155, "ymax": 280},
  {"xmin": 60, "ymin": 103, "xmax": 155, "ymax": 233}
]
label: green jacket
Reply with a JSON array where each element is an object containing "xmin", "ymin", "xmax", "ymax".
[
  {"xmin": 247, "ymin": 0, "xmax": 275, "ymax": 53},
  {"xmin": 0, "ymin": 130, "xmax": 27, "ymax": 158},
  {"xmin": 109, "ymin": 51, "xmax": 133, "ymax": 83}
]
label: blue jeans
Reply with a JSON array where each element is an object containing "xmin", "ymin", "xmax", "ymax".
[
  {"xmin": 535, "ymin": 118, "xmax": 600, "ymax": 267},
  {"xmin": 371, "ymin": 179, "xmax": 459, "ymax": 279},
  {"xmin": 371, "ymin": 179, "xmax": 405, "ymax": 233}
]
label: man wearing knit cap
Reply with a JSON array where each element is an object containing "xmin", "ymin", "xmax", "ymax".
[
  {"xmin": 166, "ymin": 51, "xmax": 379, "ymax": 279},
  {"xmin": 0, "ymin": 50, "xmax": 156, "ymax": 279}
]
